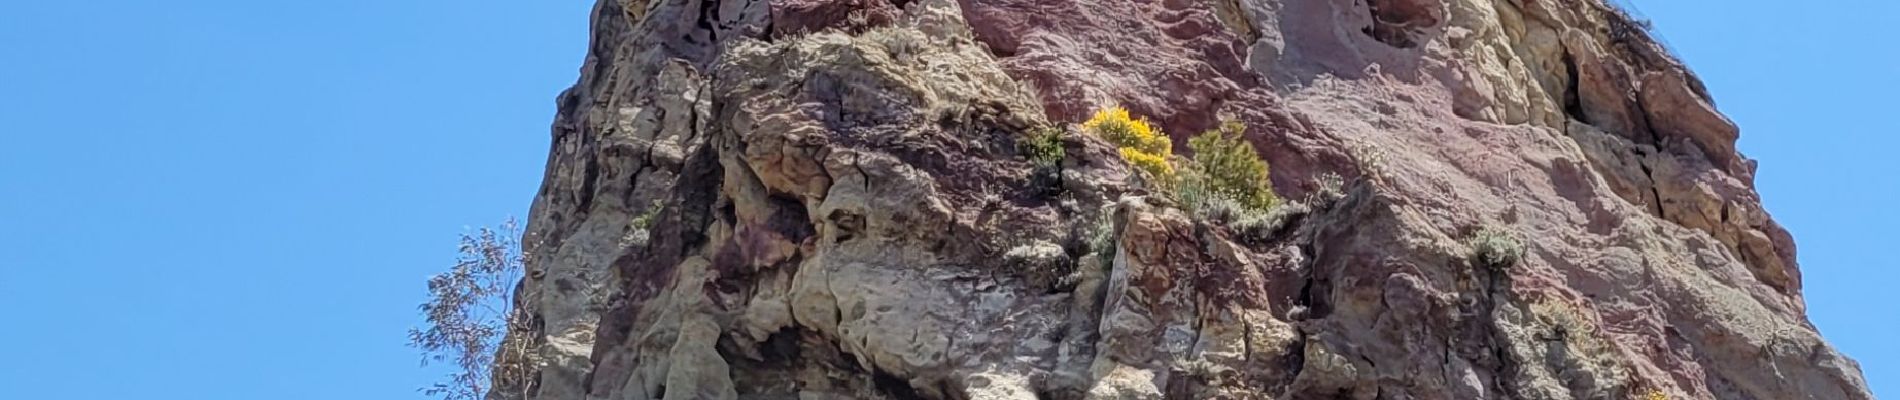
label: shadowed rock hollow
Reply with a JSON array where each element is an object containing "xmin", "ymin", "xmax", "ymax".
[{"xmin": 490, "ymin": 0, "xmax": 1873, "ymax": 399}]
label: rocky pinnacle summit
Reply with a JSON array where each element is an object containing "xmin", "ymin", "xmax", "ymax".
[{"xmin": 488, "ymin": 0, "xmax": 1873, "ymax": 398}]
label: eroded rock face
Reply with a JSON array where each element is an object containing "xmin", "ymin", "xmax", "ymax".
[{"xmin": 493, "ymin": 0, "xmax": 1871, "ymax": 399}]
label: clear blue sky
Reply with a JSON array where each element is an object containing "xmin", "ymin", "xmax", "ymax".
[
  {"xmin": 0, "ymin": 0, "xmax": 1889, "ymax": 399},
  {"xmin": 1630, "ymin": 0, "xmax": 1899, "ymax": 396}
]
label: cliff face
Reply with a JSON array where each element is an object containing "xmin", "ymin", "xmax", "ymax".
[{"xmin": 493, "ymin": 0, "xmax": 1872, "ymax": 399}]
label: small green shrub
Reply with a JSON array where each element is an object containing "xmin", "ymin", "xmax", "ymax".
[
  {"xmin": 1006, "ymin": 241, "xmax": 1075, "ymax": 291},
  {"xmin": 1084, "ymin": 212, "xmax": 1119, "ymax": 263},
  {"xmin": 1184, "ymin": 121, "xmax": 1277, "ymax": 210},
  {"xmin": 1191, "ymin": 191, "xmax": 1246, "ymax": 225},
  {"xmin": 623, "ymin": 200, "xmax": 664, "ymax": 247},
  {"xmin": 1019, "ymin": 127, "xmax": 1066, "ymax": 195},
  {"xmin": 1347, "ymin": 140, "xmax": 1387, "ymax": 182},
  {"xmin": 1177, "ymin": 120, "xmax": 1284, "ymax": 240},
  {"xmin": 1231, "ymin": 201, "xmax": 1309, "ymax": 243},
  {"xmin": 1174, "ymin": 165, "xmax": 1213, "ymax": 214},
  {"xmin": 1467, "ymin": 226, "xmax": 1523, "ymax": 269},
  {"xmin": 1308, "ymin": 172, "xmax": 1345, "ymax": 206},
  {"xmin": 1017, "ymin": 126, "xmax": 1065, "ymax": 166}
]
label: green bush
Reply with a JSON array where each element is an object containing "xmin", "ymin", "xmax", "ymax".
[
  {"xmin": 1017, "ymin": 126, "xmax": 1065, "ymax": 166},
  {"xmin": 1231, "ymin": 201, "xmax": 1308, "ymax": 243},
  {"xmin": 1185, "ymin": 121, "xmax": 1277, "ymax": 210},
  {"xmin": 1005, "ymin": 241, "xmax": 1075, "ymax": 291},
  {"xmin": 1467, "ymin": 226, "xmax": 1524, "ymax": 269},
  {"xmin": 1168, "ymin": 120, "xmax": 1291, "ymax": 243},
  {"xmin": 1189, "ymin": 188, "xmax": 1246, "ymax": 225},
  {"xmin": 1018, "ymin": 127, "xmax": 1066, "ymax": 195},
  {"xmin": 1084, "ymin": 212, "xmax": 1118, "ymax": 263},
  {"xmin": 1308, "ymin": 172, "xmax": 1345, "ymax": 206},
  {"xmin": 624, "ymin": 200, "xmax": 663, "ymax": 247}
]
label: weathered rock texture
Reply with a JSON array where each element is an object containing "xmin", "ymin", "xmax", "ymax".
[{"xmin": 493, "ymin": 0, "xmax": 1872, "ymax": 399}]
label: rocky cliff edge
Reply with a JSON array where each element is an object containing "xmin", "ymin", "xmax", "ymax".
[{"xmin": 491, "ymin": 0, "xmax": 1873, "ymax": 399}]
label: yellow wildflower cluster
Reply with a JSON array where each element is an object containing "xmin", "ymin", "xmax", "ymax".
[
  {"xmin": 1118, "ymin": 147, "xmax": 1174, "ymax": 183},
  {"xmin": 1084, "ymin": 107, "xmax": 1174, "ymax": 183},
  {"xmin": 1643, "ymin": 390, "xmax": 1668, "ymax": 400}
]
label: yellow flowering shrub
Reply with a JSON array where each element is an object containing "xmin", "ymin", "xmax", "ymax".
[
  {"xmin": 1084, "ymin": 107, "xmax": 1170, "ymax": 154},
  {"xmin": 1085, "ymin": 107, "xmax": 1174, "ymax": 184},
  {"xmin": 1119, "ymin": 147, "xmax": 1175, "ymax": 184}
]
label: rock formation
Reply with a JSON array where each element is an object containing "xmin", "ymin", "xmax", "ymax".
[{"xmin": 492, "ymin": 0, "xmax": 1873, "ymax": 398}]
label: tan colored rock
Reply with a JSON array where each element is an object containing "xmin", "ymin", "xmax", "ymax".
[{"xmin": 1641, "ymin": 69, "xmax": 1744, "ymax": 174}]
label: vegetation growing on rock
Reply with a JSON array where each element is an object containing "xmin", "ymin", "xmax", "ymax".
[
  {"xmin": 1017, "ymin": 126, "xmax": 1065, "ymax": 166},
  {"xmin": 1082, "ymin": 107, "xmax": 1281, "ymax": 220},
  {"xmin": 1084, "ymin": 106, "xmax": 1174, "ymax": 186},
  {"xmin": 1183, "ymin": 121, "xmax": 1277, "ymax": 210},
  {"xmin": 621, "ymin": 200, "xmax": 663, "ymax": 248},
  {"xmin": 1080, "ymin": 208, "xmax": 1120, "ymax": 264},
  {"xmin": 1005, "ymin": 240, "xmax": 1075, "ymax": 291},
  {"xmin": 1307, "ymin": 172, "xmax": 1346, "ymax": 206},
  {"xmin": 1645, "ymin": 389, "xmax": 1670, "ymax": 400},
  {"xmin": 1018, "ymin": 126, "xmax": 1066, "ymax": 195},
  {"xmin": 1468, "ymin": 226, "xmax": 1524, "ymax": 270},
  {"xmin": 409, "ymin": 219, "xmax": 537, "ymax": 400},
  {"xmin": 1232, "ymin": 201, "xmax": 1308, "ymax": 243},
  {"xmin": 1165, "ymin": 118, "xmax": 1294, "ymax": 243}
]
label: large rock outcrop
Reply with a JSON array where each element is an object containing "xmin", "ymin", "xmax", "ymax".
[{"xmin": 493, "ymin": 0, "xmax": 1872, "ymax": 399}]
